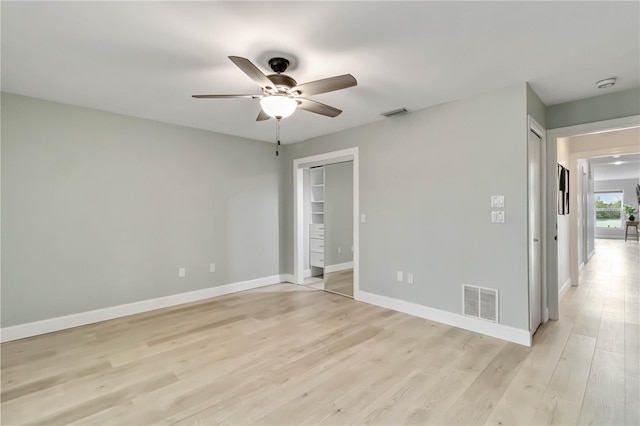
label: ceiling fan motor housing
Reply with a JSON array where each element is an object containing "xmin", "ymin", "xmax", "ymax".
[{"xmin": 266, "ymin": 74, "xmax": 297, "ymax": 92}]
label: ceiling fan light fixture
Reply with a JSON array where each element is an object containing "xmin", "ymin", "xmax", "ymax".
[{"xmin": 260, "ymin": 95, "xmax": 297, "ymax": 119}]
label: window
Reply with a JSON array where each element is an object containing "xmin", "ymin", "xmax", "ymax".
[{"xmin": 595, "ymin": 191, "xmax": 623, "ymax": 228}]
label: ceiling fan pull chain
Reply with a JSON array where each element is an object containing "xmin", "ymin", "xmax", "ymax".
[{"xmin": 275, "ymin": 118, "xmax": 281, "ymax": 156}]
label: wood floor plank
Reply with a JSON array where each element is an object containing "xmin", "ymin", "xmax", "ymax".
[
  {"xmin": 438, "ymin": 342, "xmax": 530, "ymax": 425},
  {"xmin": 530, "ymin": 394, "xmax": 582, "ymax": 425},
  {"xmin": 625, "ymin": 323, "xmax": 640, "ymax": 426},
  {"xmin": 578, "ymin": 349, "xmax": 625, "ymax": 425},
  {"xmin": 596, "ymin": 310, "xmax": 626, "ymax": 355},
  {"xmin": 324, "ymin": 269, "xmax": 354, "ymax": 297},
  {"xmin": 544, "ymin": 333, "xmax": 596, "ymax": 403},
  {"xmin": 0, "ymin": 359, "xmax": 112, "ymax": 403},
  {"xmin": 484, "ymin": 319, "xmax": 574, "ymax": 425}
]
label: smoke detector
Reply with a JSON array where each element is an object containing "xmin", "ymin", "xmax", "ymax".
[{"xmin": 596, "ymin": 77, "xmax": 616, "ymax": 89}]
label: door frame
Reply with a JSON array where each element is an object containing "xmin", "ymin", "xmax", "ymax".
[
  {"xmin": 528, "ymin": 116, "xmax": 547, "ymax": 330},
  {"xmin": 545, "ymin": 114, "xmax": 640, "ymax": 320},
  {"xmin": 293, "ymin": 148, "xmax": 360, "ymax": 297}
]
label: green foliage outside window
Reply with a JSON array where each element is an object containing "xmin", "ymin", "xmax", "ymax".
[
  {"xmin": 595, "ymin": 192, "xmax": 623, "ymax": 227},
  {"xmin": 595, "ymin": 198, "xmax": 622, "ymax": 220}
]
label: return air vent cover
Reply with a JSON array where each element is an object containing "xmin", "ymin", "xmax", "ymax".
[
  {"xmin": 463, "ymin": 284, "xmax": 498, "ymax": 323},
  {"xmin": 381, "ymin": 108, "xmax": 409, "ymax": 118}
]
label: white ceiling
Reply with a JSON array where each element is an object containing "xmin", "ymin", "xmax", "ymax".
[
  {"xmin": 2, "ymin": 1, "xmax": 639, "ymax": 143},
  {"xmin": 591, "ymin": 153, "xmax": 640, "ymax": 181}
]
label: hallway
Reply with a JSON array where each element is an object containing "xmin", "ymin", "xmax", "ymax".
[{"xmin": 550, "ymin": 238, "xmax": 639, "ymax": 425}]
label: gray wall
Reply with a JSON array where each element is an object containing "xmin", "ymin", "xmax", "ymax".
[
  {"xmin": 1, "ymin": 93, "xmax": 280, "ymax": 327},
  {"xmin": 546, "ymin": 88, "xmax": 640, "ymax": 129},
  {"xmin": 281, "ymin": 83, "xmax": 530, "ymax": 330},
  {"xmin": 324, "ymin": 161, "xmax": 353, "ymax": 267},
  {"xmin": 527, "ymin": 83, "xmax": 546, "ymax": 128},
  {"xmin": 594, "ymin": 178, "xmax": 640, "ymax": 239}
]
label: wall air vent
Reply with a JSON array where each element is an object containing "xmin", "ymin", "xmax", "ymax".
[
  {"xmin": 381, "ymin": 108, "xmax": 409, "ymax": 118},
  {"xmin": 463, "ymin": 284, "xmax": 498, "ymax": 323}
]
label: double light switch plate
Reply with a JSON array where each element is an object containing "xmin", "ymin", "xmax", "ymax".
[{"xmin": 491, "ymin": 195, "xmax": 505, "ymax": 208}]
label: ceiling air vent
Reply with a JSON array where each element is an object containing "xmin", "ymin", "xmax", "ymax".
[
  {"xmin": 463, "ymin": 284, "xmax": 498, "ymax": 323},
  {"xmin": 381, "ymin": 108, "xmax": 409, "ymax": 118}
]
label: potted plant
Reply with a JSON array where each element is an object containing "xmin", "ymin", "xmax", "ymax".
[{"xmin": 623, "ymin": 204, "xmax": 638, "ymax": 222}]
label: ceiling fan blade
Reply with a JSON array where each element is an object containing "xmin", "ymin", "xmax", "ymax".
[
  {"xmin": 292, "ymin": 74, "xmax": 357, "ymax": 96},
  {"xmin": 192, "ymin": 94, "xmax": 261, "ymax": 99},
  {"xmin": 256, "ymin": 109, "xmax": 270, "ymax": 121},
  {"xmin": 297, "ymin": 98, "xmax": 342, "ymax": 118},
  {"xmin": 228, "ymin": 56, "xmax": 276, "ymax": 90}
]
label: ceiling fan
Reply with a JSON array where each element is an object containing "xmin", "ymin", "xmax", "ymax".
[{"xmin": 192, "ymin": 56, "xmax": 357, "ymax": 121}]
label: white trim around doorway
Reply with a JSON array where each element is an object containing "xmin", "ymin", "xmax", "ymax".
[
  {"xmin": 546, "ymin": 114, "xmax": 640, "ymax": 320},
  {"xmin": 528, "ymin": 115, "xmax": 548, "ymax": 328}
]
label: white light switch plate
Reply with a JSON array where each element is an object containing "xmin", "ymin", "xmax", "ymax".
[
  {"xmin": 361, "ymin": 214, "xmax": 366, "ymax": 223},
  {"xmin": 209, "ymin": 263, "xmax": 216, "ymax": 273},
  {"xmin": 396, "ymin": 271, "xmax": 403, "ymax": 282},
  {"xmin": 407, "ymin": 273, "xmax": 414, "ymax": 284},
  {"xmin": 491, "ymin": 195, "xmax": 505, "ymax": 208},
  {"xmin": 179, "ymin": 267, "xmax": 186, "ymax": 278},
  {"xmin": 491, "ymin": 211, "xmax": 506, "ymax": 223}
]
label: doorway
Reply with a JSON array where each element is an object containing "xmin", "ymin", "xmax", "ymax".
[
  {"xmin": 302, "ymin": 161, "xmax": 355, "ymax": 297},
  {"xmin": 546, "ymin": 115, "xmax": 640, "ymax": 321},
  {"xmin": 529, "ymin": 126, "xmax": 543, "ymax": 333},
  {"xmin": 293, "ymin": 148, "xmax": 360, "ymax": 298}
]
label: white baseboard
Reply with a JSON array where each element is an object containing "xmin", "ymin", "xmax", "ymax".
[
  {"xmin": 588, "ymin": 249, "xmax": 595, "ymax": 261},
  {"xmin": 1, "ymin": 274, "xmax": 284, "ymax": 343},
  {"xmin": 324, "ymin": 261, "xmax": 354, "ymax": 274},
  {"xmin": 281, "ymin": 274, "xmax": 295, "ymax": 284},
  {"xmin": 304, "ymin": 269, "xmax": 312, "ymax": 278},
  {"xmin": 356, "ymin": 291, "xmax": 531, "ymax": 347},
  {"xmin": 559, "ymin": 277, "xmax": 572, "ymax": 299}
]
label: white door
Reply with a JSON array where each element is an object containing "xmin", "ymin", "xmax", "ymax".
[
  {"xmin": 528, "ymin": 130, "xmax": 543, "ymax": 333},
  {"xmin": 582, "ymin": 168, "xmax": 588, "ymax": 264}
]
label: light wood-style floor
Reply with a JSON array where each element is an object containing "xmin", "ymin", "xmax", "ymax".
[
  {"xmin": 1, "ymin": 239, "xmax": 638, "ymax": 425},
  {"xmin": 324, "ymin": 270, "xmax": 354, "ymax": 297},
  {"xmin": 302, "ymin": 269, "xmax": 354, "ymax": 298}
]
